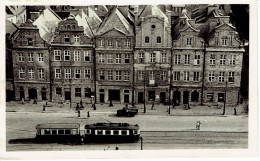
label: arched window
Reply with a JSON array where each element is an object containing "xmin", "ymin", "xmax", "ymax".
[
  {"xmin": 157, "ymin": 36, "xmax": 161, "ymax": 43},
  {"xmin": 67, "ymin": 25, "xmax": 71, "ymax": 29},
  {"xmin": 145, "ymin": 36, "xmax": 149, "ymax": 43}
]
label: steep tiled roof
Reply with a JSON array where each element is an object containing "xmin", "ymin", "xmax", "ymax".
[
  {"xmin": 85, "ymin": 7, "xmax": 102, "ymax": 34},
  {"xmin": 33, "ymin": 7, "xmax": 61, "ymax": 43},
  {"xmin": 75, "ymin": 10, "xmax": 94, "ymax": 38},
  {"xmin": 139, "ymin": 5, "xmax": 169, "ymax": 24},
  {"xmin": 96, "ymin": 7, "xmax": 133, "ymax": 35},
  {"xmin": 6, "ymin": 19, "xmax": 18, "ymax": 36},
  {"xmin": 6, "ymin": 6, "xmax": 26, "ymax": 16}
]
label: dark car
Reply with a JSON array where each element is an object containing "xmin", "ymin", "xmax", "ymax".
[{"xmin": 116, "ymin": 106, "xmax": 138, "ymax": 117}]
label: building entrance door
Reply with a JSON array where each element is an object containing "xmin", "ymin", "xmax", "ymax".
[
  {"xmin": 65, "ymin": 91, "xmax": 71, "ymax": 100},
  {"xmin": 173, "ymin": 90, "xmax": 180, "ymax": 105},
  {"xmin": 124, "ymin": 94, "xmax": 129, "ymax": 103},
  {"xmin": 138, "ymin": 92, "xmax": 144, "ymax": 103},
  {"xmin": 41, "ymin": 88, "xmax": 47, "ymax": 100},
  {"xmin": 100, "ymin": 94, "xmax": 104, "ymax": 103},
  {"xmin": 29, "ymin": 88, "xmax": 37, "ymax": 99},
  {"xmin": 160, "ymin": 92, "xmax": 166, "ymax": 103},
  {"xmin": 183, "ymin": 91, "xmax": 189, "ymax": 104}
]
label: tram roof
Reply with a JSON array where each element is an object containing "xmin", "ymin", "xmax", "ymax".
[
  {"xmin": 36, "ymin": 123, "xmax": 80, "ymax": 129},
  {"xmin": 85, "ymin": 123, "xmax": 140, "ymax": 130}
]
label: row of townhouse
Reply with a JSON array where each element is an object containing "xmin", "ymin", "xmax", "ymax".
[{"xmin": 9, "ymin": 5, "xmax": 244, "ymax": 106}]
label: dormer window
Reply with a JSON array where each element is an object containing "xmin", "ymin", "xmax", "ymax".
[
  {"xmin": 186, "ymin": 38, "xmax": 192, "ymax": 46},
  {"xmin": 221, "ymin": 36, "xmax": 228, "ymax": 46},
  {"xmin": 145, "ymin": 36, "xmax": 149, "ymax": 43},
  {"xmin": 157, "ymin": 36, "xmax": 161, "ymax": 43},
  {"xmin": 27, "ymin": 38, "xmax": 33, "ymax": 46},
  {"xmin": 64, "ymin": 35, "xmax": 70, "ymax": 42}
]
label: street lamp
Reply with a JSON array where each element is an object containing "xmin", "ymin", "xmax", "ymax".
[
  {"xmin": 143, "ymin": 71, "xmax": 146, "ymax": 114},
  {"xmin": 222, "ymin": 81, "xmax": 227, "ymax": 115}
]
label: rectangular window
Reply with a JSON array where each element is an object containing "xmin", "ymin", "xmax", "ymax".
[
  {"xmin": 107, "ymin": 54, "xmax": 113, "ymax": 63},
  {"xmin": 207, "ymin": 93, "xmax": 214, "ymax": 102},
  {"xmin": 184, "ymin": 55, "xmax": 190, "ymax": 65},
  {"xmin": 116, "ymin": 54, "xmax": 121, "ymax": 63},
  {"xmin": 107, "ymin": 40, "xmax": 113, "ymax": 47},
  {"xmin": 55, "ymin": 69, "xmax": 61, "ymax": 79},
  {"xmin": 18, "ymin": 53, "xmax": 24, "ymax": 61},
  {"xmin": 183, "ymin": 71, "xmax": 189, "ymax": 81},
  {"xmin": 84, "ymin": 51, "xmax": 91, "ymax": 61},
  {"xmin": 56, "ymin": 87, "xmax": 62, "ymax": 96},
  {"xmin": 194, "ymin": 54, "xmax": 200, "ymax": 65},
  {"xmin": 139, "ymin": 53, "xmax": 144, "ymax": 63},
  {"xmin": 54, "ymin": 50, "xmax": 61, "ymax": 61},
  {"xmin": 105, "ymin": 130, "xmax": 111, "ymax": 135},
  {"xmin": 150, "ymin": 53, "xmax": 156, "ymax": 63},
  {"xmin": 74, "ymin": 35, "xmax": 79, "ymax": 42},
  {"xmin": 113, "ymin": 130, "xmax": 119, "ymax": 135},
  {"xmin": 44, "ymin": 129, "xmax": 51, "ymax": 135},
  {"xmin": 19, "ymin": 68, "xmax": 25, "ymax": 79},
  {"xmin": 220, "ymin": 55, "xmax": 226, "ymax": 65},
  {"xmin": 85, "ymin": 88, "xmax": 91, "ymax": 97},
  {"xmin": 208, "ymin": 71, "xmax": 215, "ymax": 82},
  {"xmin": 27, "ymin": 38, "xmax": 33, "ymax": 46},
  {"xmin": 99, "ymin": 71, "xmax": 105, "ymax": 80},
  {"xmin": 222, "ymin": 38, "xmax": 227, "ymax": 46},
  {"xmin": 149, "ymin": 71, "xmax": 155, "ymax": 80},
  {"xmin": 99, "ymin": 39, "xmax": 104, "ymax": 47},
  {"xmin": 186, "ymin": 37, "xmax": 192, "ymax": 45},
  {"xmin": 75, "ymin": 69, "xmax": 81, "ymax": 79},
  {"xmin": 75, "ymin": 88, "xmax": 81, "ymax": 97},
  {"xmin": 85, "ymin": 69, "xmax": 91, "ymax": 79},
  {"xmin": 64, "ymin": 35, "xmax": 70, "ymax": 42},
  {"xmin": 125, "ymin": 54, "xmax": 130, "ymax": 63},
  {"xmin": 38, "ymin": 53, "xmax": 44, "ymax": 62},
  {"xmin": 74, "ymin": 51, "xmax": 80, "ymax": 61},
  {"xmin": 174, "ymin": 71, "xmax": 180, "ymax": 81},
  {"xmin": 161, "ymin": 53, "xmax": 167, "ymax": 63},
  {"xmin": 209, "ymin": 54, "xmax": 215, "ymax": 65},
  {"xmin": 193, "ymin": 72, "xmax": 199, "ymax": 81},
  {"xmin": 98, "ymin": 54, "xmax": 104, "ymax": 63},
  {"xmin": 160, "ymin": 71, "xmax": 166, "ymax": 81},
  {"xmin": 108, "ymin": 71, "xmax": 113, "ymax": 80},
  {"xmin": 124, "ymin": 71, "xmax": 130, "ymax": 81},
  {"xmin": 28, "ymin": 53, "xmax": 33, "ymax": 62},
  {"xmin": 219, "ymin": 72, "xmax": 225, "ymax": 82},
  {"xmin": 65, "ymin": 130, "xmax": 71, "ymax": 135},
  {"xmin": 138, "ymin": 71, "xmax": 143, "ymax": 80},
  {"xmin": 121, "ymin": 130, "xmax": 127, "ymax": 135},
  {"xmin": 64, "ymin": 50, "xmax": 70, "ymax": 61},
  {"xmin": 116, "ymin": 71, "xmax": 121, "ymax": 80},
  {"xmin": 230, "ymin": 55, "xmax": 236, "ymax": 65},
  {"xmin": 125, "ymin": 40, "xmax": 130, "ymax": 48},
  {"xmin": 58, "ymin": 130, "xmax": 64, "ymax": 135},
  {"xmin": 28, "ymin": 69, "xmax": 34, "ymax": 79},
  {"xmin": 65, "ymin": 69, "xmax": 71, "ymax": 79},
  {"xmin": 38, "ymin": 69, "xmax": 44, "ymax": 79},
  {"xmin": 228, "ymin": 72, "xmax": 235, "ymax": 83},
  {"xmin": 174, "ymin": 55, "xmax": 180, "ymax": 64},
  {"xmin": 116, "ymin": 40, "xmax": 121, "ymax": 48}
]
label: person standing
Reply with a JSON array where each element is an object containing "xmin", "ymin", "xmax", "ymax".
[
  {"xmin": 21, "ymin": 98, "xmax": 24, "ymax": 104},
  {"xmin": 151, "ymin": 102, "xmax": 155, "ymax": 110}
]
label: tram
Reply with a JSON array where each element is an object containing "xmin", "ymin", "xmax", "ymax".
[
  {"xmin": 84, "ymin": 122, "xmax": 140, "ymax": 143},
  {"xmin": 35, "ymin": 123, "xmax": 81, "ymax": 143}
]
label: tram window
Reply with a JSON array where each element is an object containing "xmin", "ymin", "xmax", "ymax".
[
  {"xmin": 97, "ymin": 130, "xmax": 103, "ymax": 135},
  {"xmin": 121, "ymin": 130, "xmax": 127, "ymax": 135},
  {"xmin": 58, "ymin": 129, "xmax": 64, "ymax": 134},
  {"xmin": 105, "ymin": 130, "xmax": 111, "ymax": 135},
  {"xmin": 52, "ymin": 129, "xmax": 57, "ymax": 135},
  {"xmin": 133, "ymin": 130, "xmax": 138, "ymax": 135},
  {"xmin": 65, "ymin": 130, "xmax": 71, "ymax": 134},
  {"xmin": 72, "ymin": 129, "xmax": 78, "ymax": 135},
  {"xmin": 37, "ymin": 130, "xmax": 41, "ymax": 135},
  {"xmin": 113, "ymin": 130, "xmax": 119, "ymax": 135},
  {"xmin": 44, "ymin": 129, "xmax": 51, "ymax": 135}
]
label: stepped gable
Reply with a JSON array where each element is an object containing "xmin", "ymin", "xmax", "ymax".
[
  {"xmin": 96, "ymin": 6, "xmax": 133, "ymax": 36},
  {"xmin": 33, "ymin": 7, "xmax": 61, "ymax": 43}
]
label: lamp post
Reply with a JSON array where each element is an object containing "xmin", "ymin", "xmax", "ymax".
[
  {"xmin": 222, "ymin": 81, "xmax": 227, "ymax": 115},
  {"xmin": 143, "ymin": 72, "xmax": 146, "ymax": 114}
]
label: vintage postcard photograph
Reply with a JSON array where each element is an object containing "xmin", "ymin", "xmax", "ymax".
[{"xmin": 0, "ymin": 0, "xmax": 258, "ymax": 159}]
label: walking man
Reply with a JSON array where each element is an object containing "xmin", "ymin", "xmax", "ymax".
[
  {"xmin": 151, "ymin": 102, "xmax": 155, "ymax": 110},
  {"xmin": 87, "ymin": 111, "xmax": 90, "ymax": 118},
  {"xmin": 78, "ymin": 109, "xmax": 80, "ymax": 117}
]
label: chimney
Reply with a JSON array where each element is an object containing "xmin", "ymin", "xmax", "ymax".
[
  {"xmin": 134, "ymin": 5, "xmax": 139, "ymax": 26},
  {"xmin": 166, "ymin": 10, "xmax": 172, "ymax": 25}
]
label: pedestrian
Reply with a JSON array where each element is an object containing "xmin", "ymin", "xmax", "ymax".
[
  {"xmin": 151, "ymin": 102, "xmax": 155, "ymax": 110},
  {"xmin": 43, "ymin": 105, "xmax": 45, "ymax": 111},
  {"xmin": 21, "ymin": 98, "xmax": 24, "ymax": 104},
  {"xmin": 167, "ymin": 105, "xmax": 170, "ymax": 112},
  {"xmin": 80, "ymin": 100, "xmax": 84, "ymax": 109},
  {"xmin": 234, "ymin": 107, "xmax": 237, "ymax": 115},
  {"xmin": 196, "ymin": 121, "xmax": 201, "ymax": 130},
  {"xmin": 87, "ymin": 111, "xmax": 90, "ymax": 118},
  {"xmin": 107, "ymin": 146, "xmax": 110, "ymax": 150},
  {"xmin": 172, "ymin": 103, "xmax": 175, "ymax": 109},
  {"xmin": 78, "ymin": 109, "xmax": 80, "ymax": 117},
  {"xmin": 188, "ymin": 102, "xmax": 190, "ymax": 109},
  {"xmin": 33, "ymin": 97, "xmax": 37, "ymax": 104},
  {"xmin": 93, "ymin": 103, "xmax": 96, "ymax": 110},
  {"xmin": 116, "ymin": 145, "xmax": 119, "ymax": 150},
  {"xmin": 176, "ymin": 99, "xmax": 179, "ymax": 106}
]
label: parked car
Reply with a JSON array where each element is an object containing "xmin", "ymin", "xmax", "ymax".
[{"xmin": 116, "ymin": 105, "xmax": 138, "ymax": 117}]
